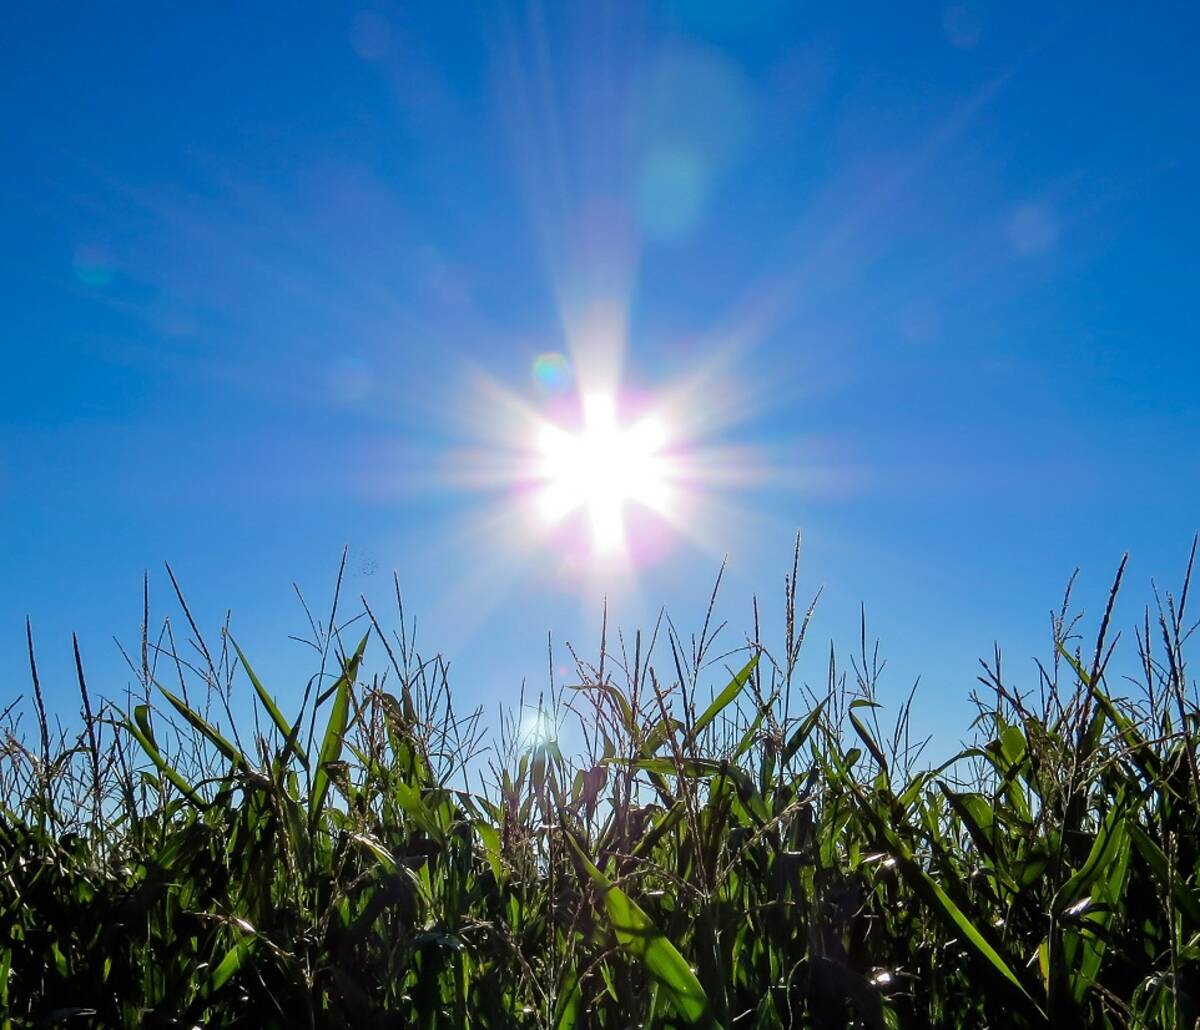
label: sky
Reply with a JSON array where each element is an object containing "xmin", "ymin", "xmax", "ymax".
[{"xmin": 3, "ymin": 1, "xmax": 1198, "ymax": 751}]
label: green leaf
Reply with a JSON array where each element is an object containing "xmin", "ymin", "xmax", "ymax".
[
  {"xmin": 849, "ymin": 700, "xmax": 888, "ymax": 774},
  {"xmin": 1053, "ymin": 796, "xmax": 1131, "ymax": 915},
  {"xmin": 692, "ymin": 654, "xmax": 760, "ymax": 741},
  {"xmin": 310, "ymin": 632, "xmax": 369, "ymax": 823},
  {"xmin": 838, "ymin": 749, "xmax": 1043, "ymax": 1020},
  {"xmin": 158, "ymin": 685, "xmax": 246, "ymax": 771},
  {"xmin": 642, "ymin": 716, "xmax": 686, "ymax": 758},
  {"xmin": 1128, "ymin": 822, "xmax": 1200, "ymax": 925},
  {"xmin": 1072, "ymin": 832, "xmax": 1131, "ymax": 1004},
  {"xmin": 897, "ymin": 847, "xmax": 1034, "ymax": 1008},
  {"xmin": 732, "ymin": 706, "xmax": 766, "ymax": 761},
  {"xmin": 999, "ymin": 725, "xmax": 1027, "ymax": 767},
  {"xmin": 231, "ymin": 637, "xmax": 308, "ymax": 770},
  {"xmin": 123, "ymin": 708, "xmax": 205, "ymax": 807},
  {"xmin": 474, "ymin": 820, "xmax": 503, "ymax": 880},
  {"xmin": 394, "ymin": 780, "xmax": 446, "ymax": 844},
  {"xmin": 783, "ymin": 699, "xmax": 828, "ymax": 765},
  {"xmin": 349, "ymin": 831, "xmax": 398, "ymax": 874},
  {"xmin": 938, "ymin": 787, "xmax": 1003, "ymax": 867},
  {"xmin": 564, "ymin": 829, "xmax": 718, "ymax": 1027},
  {"xmin": 569, "ymin": 680, "xmax": 634, "ymax": 736},
  {"xmin": 631, "ymin": 802, "xmax": 686, "ymax": 861},
  {"xmin": 210, "ymin": 936, "xmax": 253, "ymax": 992},
  {"xmin": 618, "ymin": 757, "xmax": 766, "ymax": 826},
  {"xmin": 622, "ymin": 756, "xmax": 721, "ymax": 778},
  {"xmin": 554, "ymin": 968, "xmax": 581, "ymax": 1030}
]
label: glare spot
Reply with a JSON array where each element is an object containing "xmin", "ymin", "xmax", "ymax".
[
  {"xmin": 519, "ymin": 710, "xmax": 557, "ymax": 748},
  {"xmin": 638, "ymin": 147, "xmax": 711, "ymax": 240},
  {"xmin": 532, "ymin": 352, "xmax": 572, "ymax": 394},
  {"xmin": 1065, "ymin": 895, "xmax": 1092, "ymax": 918},
  {"xmin": 633, "ymin": 46, "xmax": 754, "ymax": 241},
  {"xmin": 638, "ymin": 48, "xmax": 753, "ymax": 166}
]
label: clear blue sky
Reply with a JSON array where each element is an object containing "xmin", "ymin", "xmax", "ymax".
[{"xmin": 3, "ymin": 1, "xmax": 1198, "ymax": 748}]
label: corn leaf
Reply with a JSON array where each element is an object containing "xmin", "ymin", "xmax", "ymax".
[
  {"xmin": 309, "ymin": 632, "xmax": 369, "ymax": 823},
  {"xmin": 565, "ymin": 829, "xmax": 718, "ymax": 1027}
]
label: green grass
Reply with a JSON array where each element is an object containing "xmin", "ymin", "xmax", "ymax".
[{"xmin": 2, "ymin": 540, "xmax": 1199, "ymax": 1027}]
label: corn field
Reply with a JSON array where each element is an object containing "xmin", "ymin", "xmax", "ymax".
[{"xmin": 2, "ymin": 541, "xmax": 1199, "ymax": 1027}]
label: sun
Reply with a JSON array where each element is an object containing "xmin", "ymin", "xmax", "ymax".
[
  {"xmin": 534, "ymin": 392, "xmax": 673, "ymax": 553},
  {"xmin": 439, "ymin": 347, "xmax": 774, "ymax": 596}
]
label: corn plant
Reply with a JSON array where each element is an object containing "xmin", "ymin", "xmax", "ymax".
[{"xmin": 1, "ymin": 539, "xmax": 1198, "ymax": 1027}]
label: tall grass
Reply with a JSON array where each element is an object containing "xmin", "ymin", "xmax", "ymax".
[{"xmin": 2, "ymin": 540, "xmax": 1198, "ymax": 1027}]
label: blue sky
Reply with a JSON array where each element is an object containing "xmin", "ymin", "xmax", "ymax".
[{"xmin": 3, "ymin": 1, "xmax": 1198, "ymax": 748}]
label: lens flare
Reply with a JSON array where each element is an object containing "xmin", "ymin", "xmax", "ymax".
[
  {"xmin": 518, "ymin": 710, "xmax": 558, "ymax": 749},
  {"xmin": 532, "ymin": 352, "xmax": 571, "ymax": 394},
  {"xmin": 535, "ymin": 392, "xmax": 673, "ymax": 553}
]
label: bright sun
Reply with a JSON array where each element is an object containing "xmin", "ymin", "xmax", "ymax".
[{"xmin": 535, "ymin": 392, "xmax": 672, "ymax": 553}]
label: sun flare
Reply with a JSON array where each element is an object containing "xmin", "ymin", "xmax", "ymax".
[
  {"xmin": 439, "ymin": 348, "xmax": 777, "ymax": 607},
  {"xmin": 534, "ymin": 392, "xmax": 673, "ymax": 553}
]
